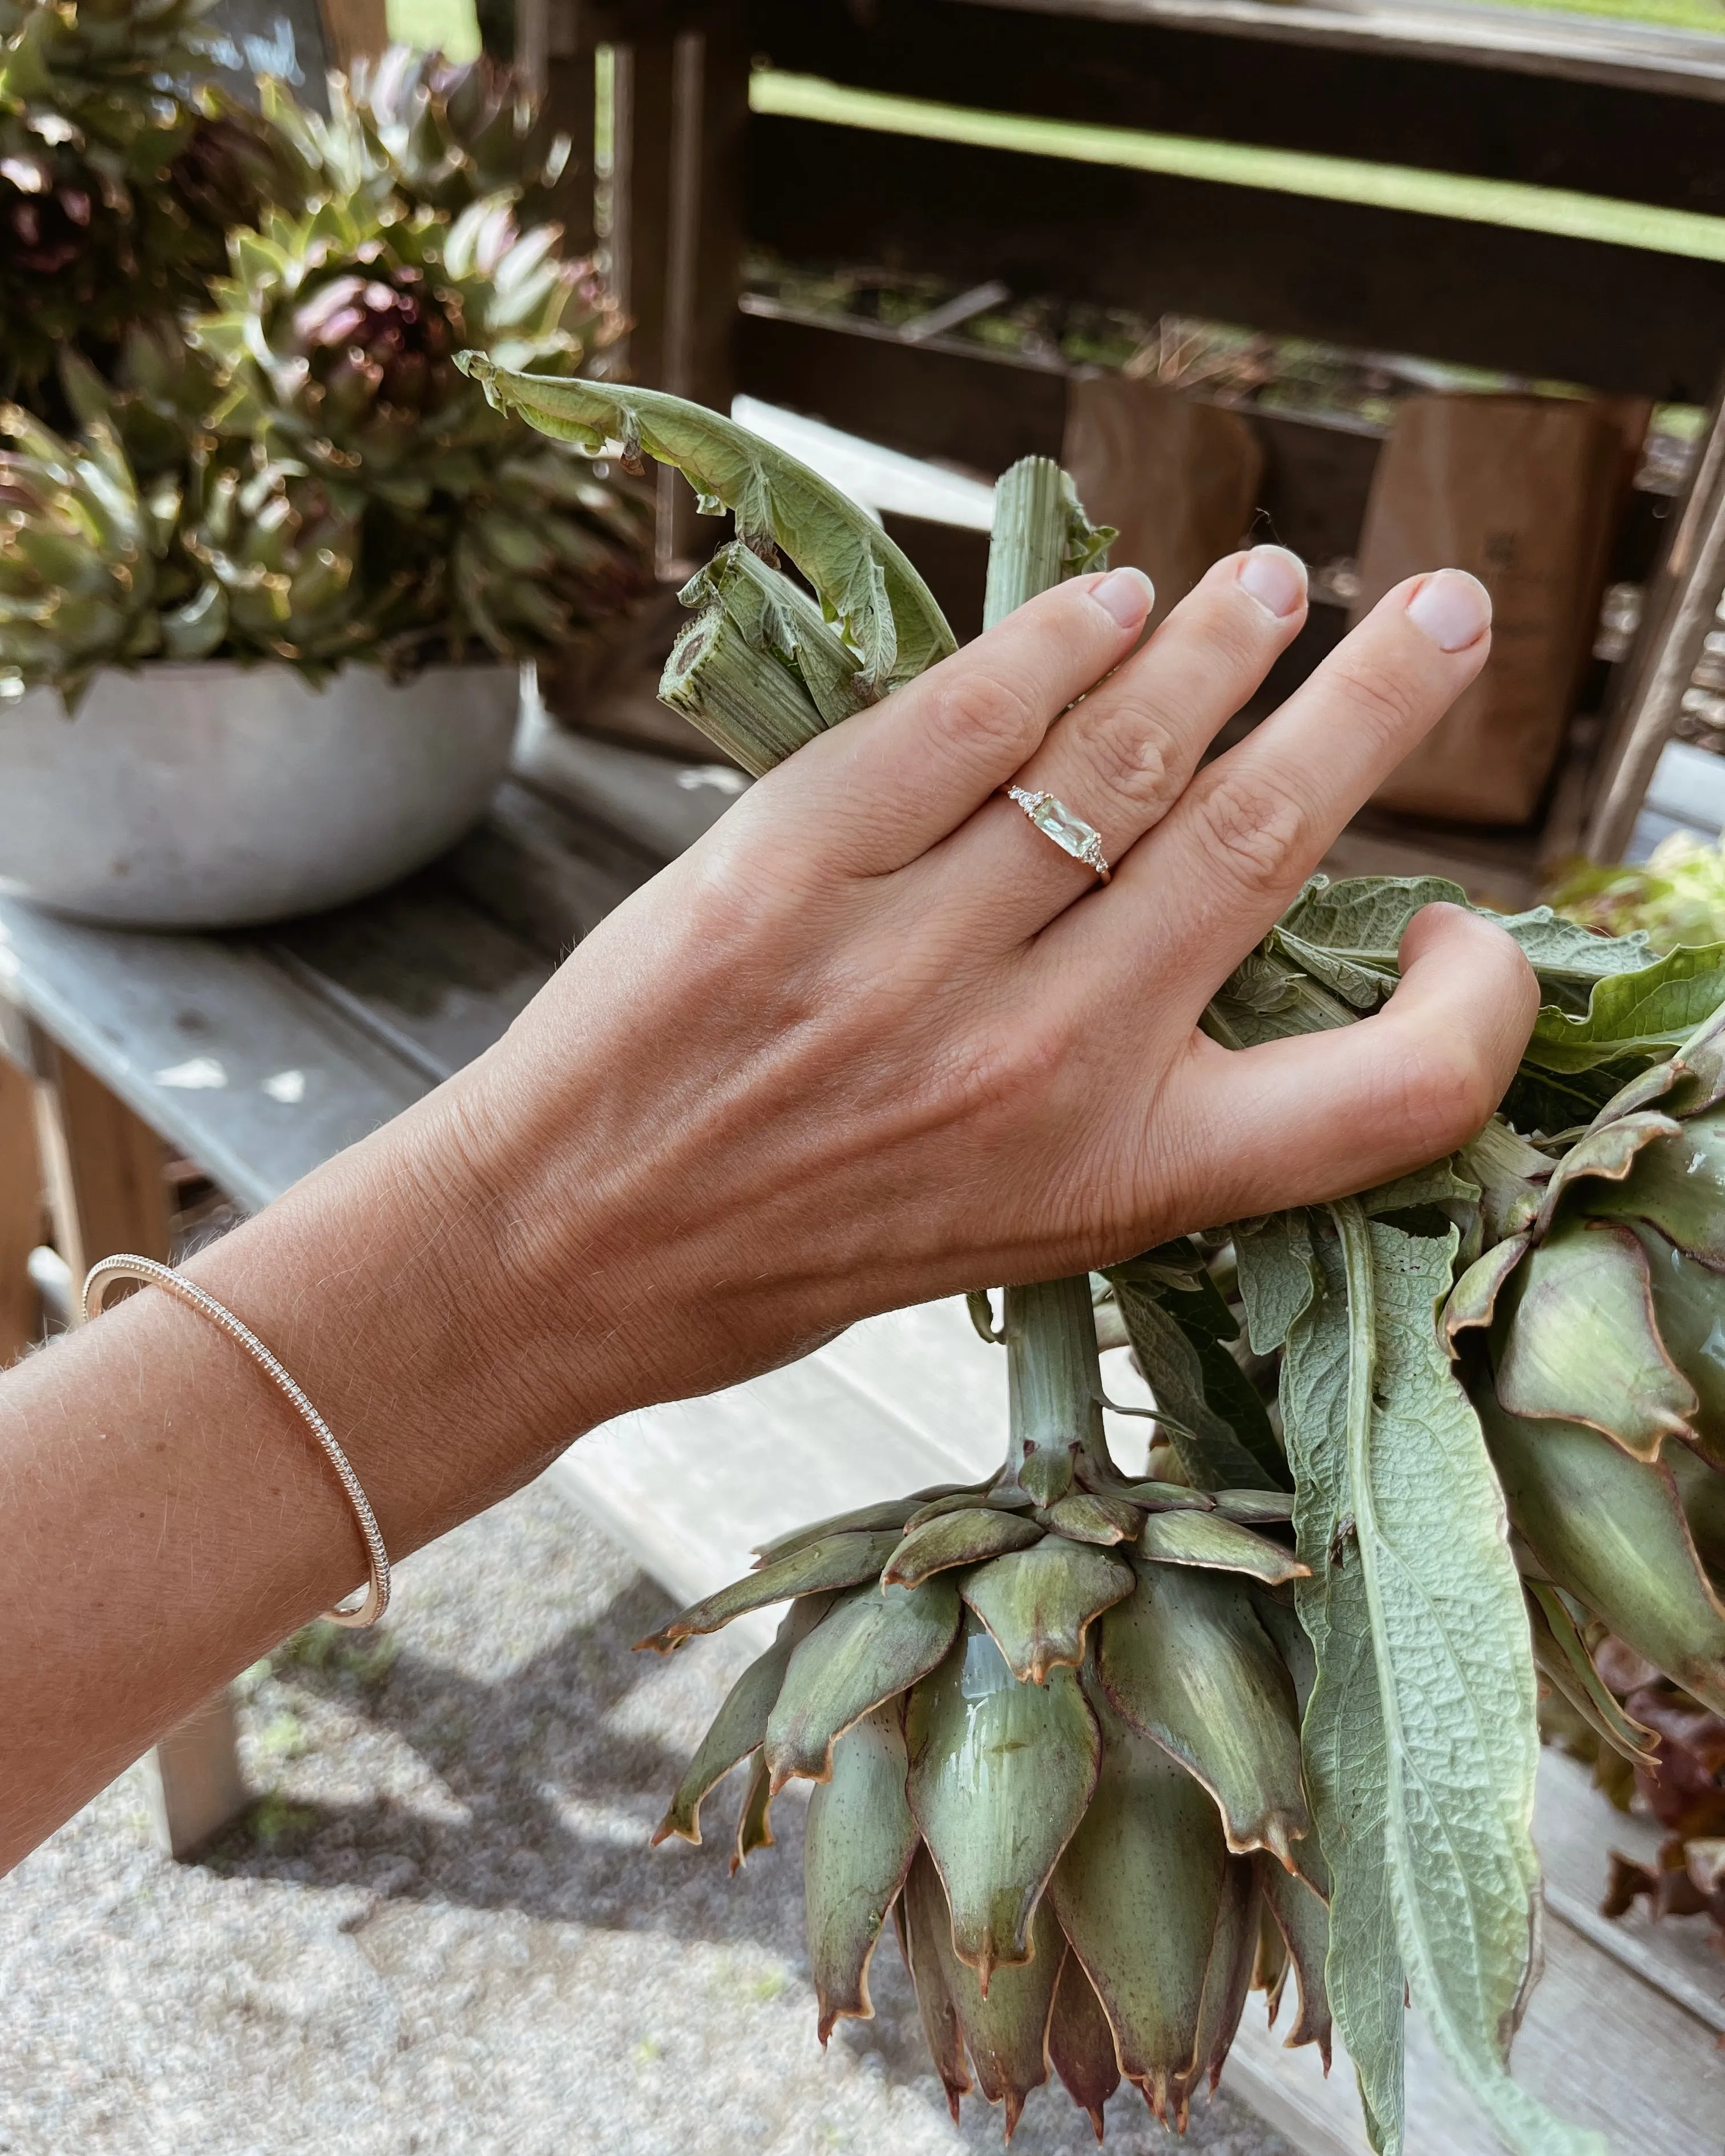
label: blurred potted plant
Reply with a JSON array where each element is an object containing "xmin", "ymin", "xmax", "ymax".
[{"xmin": 0, "ymin": 14, "xmax": 653, "ymax": 928}]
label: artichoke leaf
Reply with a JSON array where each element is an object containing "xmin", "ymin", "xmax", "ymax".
[
  {"xmin": 1310, "ymin": 1209, "xmax": 1605, "ymax": 2156},
  {"xmin": 1046, "ymin": 1681, "xmax": 1229, "ymax": 2121},
  {"xmin": 638, "ymin": 1530, "xmax": 903, "ymax": 1652},
  {"xmin": 1179, "ymin": 1855, "xmax": 1260, "ymax": 2122},
  {"xmin": 731, "ymin": 1751, "xmax": 774, "ymax": 1873},
  {"xmin": 453, "ymin": 361, "xmax": 955, "ymax": 691},
  {"xmin": 1628, "ymin": 1223, "xmax": 1725, "ymax": 1471},
  {"xmin": 1137, "ymin": 1508, "xmax": 1310, "ymax": 1587},
  {"xmin": 806, "ymin": 1703, "xmax": 920, "ymax": 2041},
  {"xmin": 752, "ymin": 1488, "xmax": 969, "ymax": 1566},
  {"xmin": 1479, "ymin": 1392, "xmax": 1725, "ymax": 1717},
  {"xmin": 1493, "ymin": 1221, "xmax": 1696, "ymax": 1462},
  {"xmin": 1257, "ymin": 1853, "xmax": 1334, "ymax": 2066},
  {"xmin": 1042, "ymin": 1492, "xmax": 1144, "ymax": 1544},
  {"xmin": 652, "ymin": 1592, "xmax": 833, "ymax": 1845},
  {"xmin": 882, "ymin": 1507, "xmax": 1043, "ymax": 1588},
  {"xmin": 898, "ymin": 1847, "xmax": 976, "ymax": 2122},
  {"xmin": 764, "ymin": 1576, "xmax": 962, "ymax": 1787},
  {"xmin": 1105, "ymin": 1479, "xmax": 1214, "ymax": 1512},
  {"xmin": 1098, "ymin": 1559, "xmax": 1311, "ymax": 1867},
  {"xmin": 1524, "ymin": 1581, "xmax": 1659, "ymax": 1766},
  {"xmin": 960, "ymin": 1539, "xmax": 1135, "ymax": 1684},
  {"xmin": 905, "ymin": 1615, "xmax": 1099, "ymax": 1988},
  {"xmin": 1047, "ymin": 1948, "xmax": 1122, "ymax": 2142},
  {"xmin": 1110, "ymin": 1277, "xmax": 1285, "ymax": 1491},
  {"xmin": 903, "ymin": 1843, "xmax": 1060, "ymax": 2134}
]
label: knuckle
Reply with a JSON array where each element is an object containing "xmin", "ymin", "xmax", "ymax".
[
  {"xmin": 1387, "ymin": 1033, "xmax": 1497, "ymax": 1153},
  {"xmin": 923, "ymin": 669, "xmax": 1041, "ymax": 767},
  {"xmin": 1186, "ymin": 768, "xmax": 1308, "ymax": 899},
  {"xmin": 1324, "ymin": 654, "xmax": 1423, "ymax": 750},
  {"xmin": 1075, "ymin": 705, "xmax": 1182, "ymax": 820}
]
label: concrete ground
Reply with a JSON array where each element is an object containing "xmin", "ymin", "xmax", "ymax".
[{"xmin": 0, "ymin": 1479, "xmax": 1295, "ymax": 2156}]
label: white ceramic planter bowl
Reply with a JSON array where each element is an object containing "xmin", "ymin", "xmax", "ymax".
[{"xmin": 0, "ymin": 661, "xmax": 520, "ymax": 929}]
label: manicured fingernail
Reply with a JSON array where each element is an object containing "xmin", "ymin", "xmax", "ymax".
[
  {"xmin": 1090, "ymin": 566, "xmax": 1154, "ymax": 629},
  {"xmin": 1406, "ymin": 569, "xmax": 1492, "ymax": 652},
  {"xmin": 1236, "ymin": 545, "xmax": 1307, "ymax": 620}
]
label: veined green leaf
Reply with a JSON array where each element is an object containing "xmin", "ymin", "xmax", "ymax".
[
  {"xmin": 1281, "ymin": 1225, "xmax": 1406, "ymax": 2153},
  {"xmin": 1323, "ymin": 1206, "xmax": 1605, "ymax": 2156},
  {"xmin": 453, "ymin": 361, "xmax": 955, "ymax": 691},
  {"xmin": 1111, "ymin": 1277, "xmax": 1287, "ymax": 1491},
  {"xmin": 1525, "ymin": 944, "xmax": 1725, "ymax": 1074},
  {"xmin": 1235, "ymin": 1211, "xmax": 1316, "ymax": 1357}
]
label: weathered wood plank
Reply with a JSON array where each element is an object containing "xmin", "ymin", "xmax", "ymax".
[
  {"xmin": 750, "ymin": 0, "xmax": 1725, "ymax": 207},
  {"xmin": 747, "ymin": 114, "xmax": 1725, "ymax": 402},
  {"xmin": 0, "ymin": 1053, "xmax": 41, "ymax": 1365},
  {"xmin": 32, "ymin": 1035, "xmax": 174, "ymax": 1290},
  {"xmin": 0, "ymin": 901, "xmax": 429, "ymax": 1216}
]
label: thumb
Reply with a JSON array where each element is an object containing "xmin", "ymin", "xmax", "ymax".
[{"xmin": 1174, "ymin": 904, "xmax": 1540, "ymax": 1228}]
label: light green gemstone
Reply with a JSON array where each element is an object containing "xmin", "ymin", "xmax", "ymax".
[{"xmin": 1025, "ymin": 791, "xmax": 1104, "ymax": 868}]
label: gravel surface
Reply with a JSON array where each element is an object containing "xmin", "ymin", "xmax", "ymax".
[{"xmin": 0, "ymin": 1480, "xmax": 1298, "ymax": 2156}]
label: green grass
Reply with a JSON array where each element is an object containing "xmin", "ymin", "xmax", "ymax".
[
  {"xmin": 1496, "ymin": 0, "xmax": 1725, "ymax": 30},
  {"xmin": 385, "ymin": 0, "xmax": 479, "ymax": 60},
  {"xmin": 752, "ymin": 69, "xmax": 1725, "ymax": 263}
]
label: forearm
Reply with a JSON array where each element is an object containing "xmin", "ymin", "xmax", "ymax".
[{"xmin": 0, "ymin": 1058, "xmax": 623, "ymax": 1871}]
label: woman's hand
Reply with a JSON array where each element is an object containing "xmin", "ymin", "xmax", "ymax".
[
  {"xmin": 430, "ymin": 546, "xmax": 1534, "ymax": 1432},
  {"xmin": 0, "ymin": 545, "xmax": 1537, "ymax": 1865}
]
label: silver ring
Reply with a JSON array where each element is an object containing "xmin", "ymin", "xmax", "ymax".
[{"xmin": 1002, "ymin": 785, "xmax": 1112, "ymax": 883}]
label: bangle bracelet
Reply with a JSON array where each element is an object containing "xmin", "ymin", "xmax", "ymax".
[{"xmin": 82, "ymin": 1255, "xmax": 391, "ymax": 1628}]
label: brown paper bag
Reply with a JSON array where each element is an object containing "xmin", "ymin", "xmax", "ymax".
[
  {"xmin": 1355, "ymin": 394, "xmax": 1627, "ymax": 826},
  {"xmin": 1062, "ymin": 374, "xmax": 1264, "ymax": 631}
]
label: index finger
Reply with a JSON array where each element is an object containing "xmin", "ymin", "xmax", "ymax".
[{"xmin": 763, "ymin": 567, "xmax": 1156, "ymax": 875}]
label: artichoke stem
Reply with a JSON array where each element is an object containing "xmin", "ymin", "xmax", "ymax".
[
  {"xmin": 659, "ymin": 604, "xmax": 826, "ymax": 776},
  {"xmin": 1002, "ymin": 1277, "xmax": 1113, "ymax": 1503},
  {"xmin": 984, "ymin": 457, "xmax": 1075, "ymax": 629}
]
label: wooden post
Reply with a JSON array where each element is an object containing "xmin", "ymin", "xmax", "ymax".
[
  {"xmin": 1585, "ymin": 381, "xmax": 1725, "ymax": 863},
  {"xmin": 31, "ymin": 1037, "xmax": 174, "ymax": 1289},
  {"xmin": 317, "ymin": 0, "xmax": 388, "ymax": 74},
  {"xmin": 520, "ymin": 0, "xmax": 599, "ymax": 259},
  {"xmin": 0, "ymin": 1051, "xmax": 42, "ymax": 1366},
  {"xmin": 31, "ymin": 1035, "xmax": 250, "ymax": 1857}
]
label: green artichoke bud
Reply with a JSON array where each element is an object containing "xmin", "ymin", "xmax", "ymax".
[
  {"xmin": 264, "ymin": 47, "xmax": 575, "ymax": 229},
  {"xmin": 1448, "ymin": 1009, "xmax": 1725, "ymax": 1720},
  {"xmin": 643, "ymin": 1277, "xmax": 1330, "ymax": 2138},
  {"xmin": 0, "ymin": 401, "xmax": 219, "ymax": 703},
  {"xmin": 0, "ymin": 0, "xmax": 302, "ymax": 403},
  {"xmin": 191, "ymin": 193, "xmax": 596, "ymax": 513}
]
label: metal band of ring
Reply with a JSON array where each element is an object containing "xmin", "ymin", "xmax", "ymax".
[
  {"xmin": 82, "ymin": 1255, "xmax": 391, "ymax": 1628},
  {"xmin": 1002, "ymin": 784, "xmax": 1112, "ymax": 884}
]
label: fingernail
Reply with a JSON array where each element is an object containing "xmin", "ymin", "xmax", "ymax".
[
  {"xmin": 1235, "ymin": 545, "xmax": 1307, "ymax": 620},
  {"xmin": 1406, "ymin": 569, "xmax": 1492, "ymax": 652},
  {"xmin": 1090, "ymin": 566, "xmax": 1154, "ymax": 629}
]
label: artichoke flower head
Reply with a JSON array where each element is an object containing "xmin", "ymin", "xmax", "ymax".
[{"xmin": 644, "ymin": 1273, "xmax": 1330, "ymax": 2139}]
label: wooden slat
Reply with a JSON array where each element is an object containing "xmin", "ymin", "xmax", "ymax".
[
  {"xmin": 1586, "ymin": 379, "xmax": 1725, "ymax": 861},
  {"xmin": 749, "ymin": 0, "xmax": 1725, "ymax": 209},
  {"xmin": 138, "ymin": 1692, "xmax": 249, "ymax": 1862},
  {"xmin": 0, "ymin": 1053, "xmax": 41, "ymax": 1365},
  {"xmin": 738, "ymin": 302, "xmax": 1067, "ymax": 474},
  {"xmin": 951, "ymin": 0, "xmax": 1725, "ymax": 103},
  {"xmin": 32, "ymin": 1038, "xmax": 173, "ymax": 1289},
  {"xmin": 747, "ymin": 114, "xmax": 1725, "ymax": 402},
  {"xmin": 0, "ymin": 901, "xmax": 429, "ymax": 1216}
]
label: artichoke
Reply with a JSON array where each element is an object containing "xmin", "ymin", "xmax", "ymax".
[
  {"xmin": 191, "ymin": 193, "xmax": 600, "ymax": 513},
  {"xmin": 645, "ymin": 1273, "xmax": 1331, "ymax": 2138},
  {"xmin": 265, "ymin": 47, "xmax": 575, "ymax": 228},
  {"xmin": 0, "ymin": 399, "xmax": 221, "ymax": 703},
  {"xmin": 0, "ymin": 0, "xmax": 301, "ymax": 407},
  {"xmin": 1447, "ymin": 1012, "xmax": 1725, "ymax": 1727}
]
